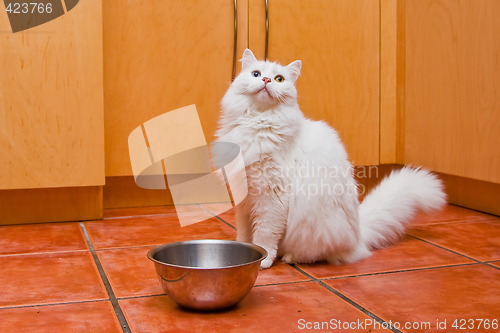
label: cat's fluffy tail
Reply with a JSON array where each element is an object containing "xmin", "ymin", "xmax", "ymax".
[{"xmin": 358, "ymin": 167, "xmax": 447, "ymax": 249}]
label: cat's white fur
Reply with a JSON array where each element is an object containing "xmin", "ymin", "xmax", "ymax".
[{"xmin": 215, "ymin": 49, "xmax": 447, "ymax": 269}]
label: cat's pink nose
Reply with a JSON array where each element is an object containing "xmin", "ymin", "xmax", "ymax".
[{"xmin": 262, "ymin": 77, "xmax": 271, "ymax": 84}]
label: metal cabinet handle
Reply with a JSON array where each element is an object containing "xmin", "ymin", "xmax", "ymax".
[
  {"xmin": 265, "ymin": 0, "xmax": 269, "ymax": 60},
  {"xmin": 232, "ymin": 0, "xmax": 238, "ymax": 81}
]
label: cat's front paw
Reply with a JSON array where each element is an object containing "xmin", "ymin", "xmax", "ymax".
[
  {"xmin": 281, "ymin": 253, "xmax": 295, "ymax": 264},
  {"xmin": 260, "ymin": 257, "xmax": 274, "ymax": 269}
]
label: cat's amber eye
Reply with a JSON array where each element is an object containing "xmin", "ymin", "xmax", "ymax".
[
  {"xmin": 274, "ymin": 75, "xmax": 285, "ymax": 83},
  {"xmin": 252, "ymin": 71, "xmax": 261, "ymax": 78}
]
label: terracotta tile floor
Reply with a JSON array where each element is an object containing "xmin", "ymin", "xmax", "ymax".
[{"xmin": 1, "ymin": 204, "xmax": 499, "ymax": 332}]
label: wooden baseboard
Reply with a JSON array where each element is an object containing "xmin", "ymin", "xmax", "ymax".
[
  {"xmin": 104, "ymin": 176, "xmax": 173, "ymax": 209},
  {"xmin": 437, "ymin": 172, "xmax": 500, "ymax": 216},
  {"xmin": 0, "ymin": 186, "xmax": 102, "ymax": 225}
]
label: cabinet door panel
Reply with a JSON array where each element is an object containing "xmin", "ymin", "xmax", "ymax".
[
  {"xmin": 405, "ymin": 0, "xmax": 500, "ymax": 183},
  {"xmin": 0, "ymin": 0, "xmax": 104, "ymax": 189},
  {"xmin": 250, "ymin": 0, "xmax": 380, "ymax": 166},
  {"xmin": 104, "ymin": 0, "xmax": 236, "ymax": 176}
]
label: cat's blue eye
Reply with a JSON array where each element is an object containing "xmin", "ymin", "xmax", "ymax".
[{"xmin": 252, "ymin": 71, "xmax": 261, "ymax": 78}]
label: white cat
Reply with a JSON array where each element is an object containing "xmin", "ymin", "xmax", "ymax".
[{"xmin": 215, "ymin": 49, "xmax": 446, "ymax": 269}]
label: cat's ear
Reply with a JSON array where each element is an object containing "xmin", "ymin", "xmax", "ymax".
[
  {"xmin": 241, "ymin": 49, "xmax": 258, "ymax": 71},
  {"xmin": 286, "ymin": 60, "xmax": 302, "ymax": 83}
]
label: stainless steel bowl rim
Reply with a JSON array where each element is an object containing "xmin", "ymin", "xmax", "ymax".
[{"xmin": 147, "ymin": 239, "xmax": 268, "ymax": 270}]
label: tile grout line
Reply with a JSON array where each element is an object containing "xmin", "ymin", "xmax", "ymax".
[
  {"xmin": 79, "ymin": 222, "xmax": 131, "ymax": 333},
  {"xmin": 0, "ymin": 298, "xmax": 108, "ymax": 311},
  {"xmin": 319, "ymin": 262, "xmax": 479, "ymax": 281},
  {"xmin": 197, "ymin": 204, "xmax": 236, "ymax": 230},
  {"xmin": 253, "ymin": 280, "xmax": 312, "ymax": 288},
  {"xmin": 102, "ymin": 204, "xmax": 238, "ymax": 220},
  {"xmin": 0, "ymin": 249, "xmax": 89, "ymax": 258},
  {"xmin": 116, "ymin": 293, "xmax": 166, "ymax": 301},
  {"xmin": 316, "ymin": 280, "xmax": 401, "ymax": 333},
  {"xmin": 288, "ymin": 264, "xmax": 402, "ymax": 333},
  {"xmin": 103, "ymin": 211, "xmax": 212, "ymax": 221},
  {"xmin": 484, "ymin": 262, "xmax": 500, "ymax": 271},
  {"xmin": 95, "ymin": 245, "xmax": 155, "ymax": 252},
  {"xmin": 408, "ymin": 235, "xmax": 500, "ymax": 271},
  {"xmin": 103, "ymin": 213, "xmax": 179, "ymax": 220},
  {"xmin": 407, "ymin": 234, "xmax": 484, "ymax": 263}
]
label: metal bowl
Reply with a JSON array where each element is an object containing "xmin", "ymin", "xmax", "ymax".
[{"xmin": 147, "ymin": 240, "xmax": 267, "ymax": 311}]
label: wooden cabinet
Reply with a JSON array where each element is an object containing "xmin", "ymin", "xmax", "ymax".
[
  {"xmin": 103, "ymin": 0, "xmax": 246, "ymax": 178},
  {"xmin": 102, "ymin": 0, "xmax": 251, "ymax": 208},
  {"xmin": 0, "ymin": 0, "xmax": 104, "ymax": 223},
  {"xmin": 0, "ymin": 0, "xmax": 104, "ymax": 189},
  {"xmin": 404, "ymin": 0, "xmax": 500, "ymax": 184},
  {"xmin": 249, "ymin": 0, "xmax": 380, "ymax": 166},
  {"xmin": 383, "ymin": 0, "xmax": 500, "ymax": 215}
]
